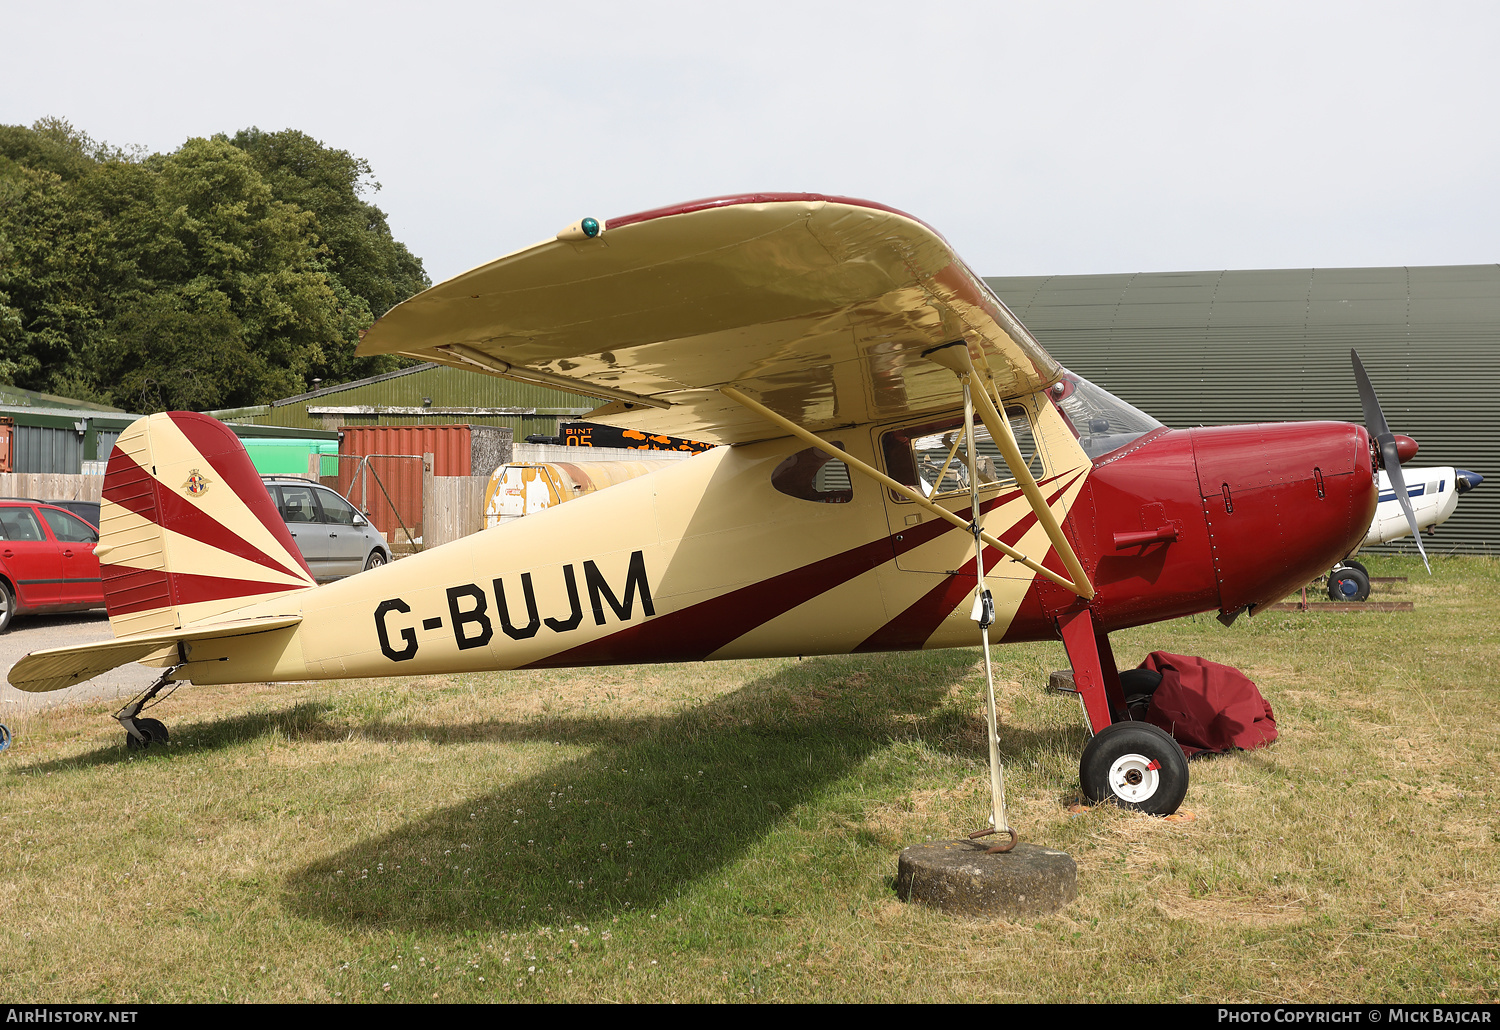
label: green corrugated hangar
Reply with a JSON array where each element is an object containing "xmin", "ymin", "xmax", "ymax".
[{"xmin": 985, "ymin": 264, "xmax": 1499, "ymax": 555}]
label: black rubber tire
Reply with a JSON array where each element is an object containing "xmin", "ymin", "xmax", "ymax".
[
  {"xmin": 1341, "ymin": 559, "xmax": 1369, "ymax": 578},
  {"xmin": 1119, "ymin": 668, "xmax": 1165, "ymax": 721},
  {"xmin": 0, "ymin": 580, "xmax": 14, "ymax": 633},
  {"xmin": 1079, "ymin": 721, "xmax": 1189, "ymax": 815},
  {"xmin": 1327, "ymin": 566, "xmax": 1371, "ymax": 602},
  {"xmin": 126, "ymin": 718, "xmax": 168, "ymax": 750},
  {"xmin": 364, "ymin": 550, "xmax": 387, "ymax": 572}
]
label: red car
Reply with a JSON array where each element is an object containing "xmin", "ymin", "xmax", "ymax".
[{"xmin": 0, "ymin": 499, "xmax": 104, "ymax": 632}]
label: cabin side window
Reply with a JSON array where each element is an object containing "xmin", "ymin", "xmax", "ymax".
[
  {"xmin": 881, "ymin": 408, "xmax": 1039, "ymax": 500},
  {"xmin": 771, "ymin": 445, "xmax": 853, "ymax": 503}
]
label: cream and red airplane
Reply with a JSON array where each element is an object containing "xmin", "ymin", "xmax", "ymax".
[{"xmin": 8, "ymin": 194, "xmax": 1418, "ymax": 818}]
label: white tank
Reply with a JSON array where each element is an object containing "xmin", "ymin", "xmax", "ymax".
[{"xmin": 484, "ymin": 461, "xmax": 678, "ymax": 526}]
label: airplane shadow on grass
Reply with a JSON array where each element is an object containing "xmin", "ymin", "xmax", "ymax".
[
  {"xmin": 16, "ymin": 701, "xmax": 341, "ymax": 773},
  {"xmin": 280, "ymin": 649, "xmax": 1077, "ymax": 932}
]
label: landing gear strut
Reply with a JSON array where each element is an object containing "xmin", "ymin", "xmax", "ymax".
[
  {"xmin": 116, "ymin": 667, "xmax": 181, "ymax": 751},
  {"xmin": 1058, "ymin": 608, "xmax": 1189, "ymax": 814}
]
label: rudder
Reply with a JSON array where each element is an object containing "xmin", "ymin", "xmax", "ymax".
[{"xmin": 100, "ymin": 412, "xmax": 317, "ymax": 637}]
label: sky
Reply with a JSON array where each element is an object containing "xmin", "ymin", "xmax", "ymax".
[{"xmin": 5, "ymin": 1, "xmax": 1498, "ymax": 285}]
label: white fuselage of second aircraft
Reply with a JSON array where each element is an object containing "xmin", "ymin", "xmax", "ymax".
[{"xmin": 1363, "ymin": 466, "xmax": 1482, "ymax": 547}]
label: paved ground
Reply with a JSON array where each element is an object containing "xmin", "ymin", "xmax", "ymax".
[{"xmin": 0, "ymin": 611, "xmax": 161, "ymax": 719}]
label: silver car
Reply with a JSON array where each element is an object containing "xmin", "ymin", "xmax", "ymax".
[{"xmin": 262, "ymin": 478, "xmax": 392, "ymax": 582}]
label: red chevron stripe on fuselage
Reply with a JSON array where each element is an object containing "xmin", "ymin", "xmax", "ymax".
[
  {"xmin": 526, "ymin": 471, "xmax": 1083, "ymax": 668},
  {"xmin": 854, "ymin": 469, "xmax": 1086, "ymax": 651}
]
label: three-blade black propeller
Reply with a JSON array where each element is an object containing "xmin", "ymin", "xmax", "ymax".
[{"xmin": 1352, "ymin": 349, "xmax": 1430, "ymax": 573}]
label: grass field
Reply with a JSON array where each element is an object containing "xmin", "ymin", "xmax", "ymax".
[{"xmin": 2, "ymin": 555, "xmax": 1497, "ymax": 1003}]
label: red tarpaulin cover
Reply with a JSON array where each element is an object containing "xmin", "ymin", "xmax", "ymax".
[{"xmin": 1139, "ymin": 652, "xmax": 1278, "ymax": 758}]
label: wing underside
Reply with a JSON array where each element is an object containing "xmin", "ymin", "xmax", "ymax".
[{"xmin": 358, "ymin": 194, "xmax": 1062, "ymax": 444}]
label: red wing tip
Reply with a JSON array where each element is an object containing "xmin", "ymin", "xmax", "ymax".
[{"xmin": 605, "ymin": 193, "xmax": 938, "ymax": 235}]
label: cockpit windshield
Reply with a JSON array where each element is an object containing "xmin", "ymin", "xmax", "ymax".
[{"xmin": 1047, "ymin": 371, "xmax": 1164, "ymax": 460}]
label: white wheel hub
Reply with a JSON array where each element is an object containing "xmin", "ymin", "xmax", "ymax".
[{"xmin": 1108, "ymin": 751, "xmax": 1161, "ymax": 803}]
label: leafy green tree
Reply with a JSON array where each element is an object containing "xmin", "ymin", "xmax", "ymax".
[
  {"xmin": 0, "ymin": 162, "xmax": 109, "ymax": 398},
  {"xmin": 0, "ymin": 119, "xmax": 430, "ymax": 411},
  {"xmin": 229, "ymin": 127, "xmax": 428, "ymax": 383}
]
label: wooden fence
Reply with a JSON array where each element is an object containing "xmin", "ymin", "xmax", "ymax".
[
  {"xmin": 421, "ymin": 453, "xmax": 490, "ymax": 549},
  {"xmin": 0, "ymin": 473, "xmax": 102, "ymax": 501}
]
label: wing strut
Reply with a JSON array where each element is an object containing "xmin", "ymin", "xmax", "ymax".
[
  {"xmin": 718, "ymin": 386, "xmax": 1093, "ymax": 598},
  {"xmin": 924, "ymin": 342, "xmax": 1095, "ymax": 599}
]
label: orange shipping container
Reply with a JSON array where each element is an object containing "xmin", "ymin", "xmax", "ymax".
[{"xmin": 335, "ymin": 424, "xmax": 512, "ymax": 542}]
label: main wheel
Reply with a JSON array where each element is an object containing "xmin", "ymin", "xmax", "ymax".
[
  {"xmin": 1080, "ymin": 721, "xmax": 1189, "ymax": 815},
  {"xmin": 0, "ymin": 580, "xmax": 14, "ymax": 633},
  {"xmin": 1327, "ymin": 566, "xmax": 1371, "ymax": 602},
  {"xmin": 364, "ymin": 550, "xmax": 387, "ymax": 572},
  {"xmin": 1338, "ymin": 559, "xmax": 1369, "ymax": 578}
]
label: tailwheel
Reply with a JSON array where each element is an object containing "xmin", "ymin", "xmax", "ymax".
[
  {"xmin": 125, "ymin": 718, "xmax": 168, "ymax": 750},
  {"xmin": 1080, "ymin": 721, "xmax": 1189, "ymax": 815},
  {"xmin": 116, "ymin": 668, "xmax": 180, "ymax": 752}
]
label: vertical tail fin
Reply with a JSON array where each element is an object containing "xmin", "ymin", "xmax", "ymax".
[{"xmin": 100, "ymin": 412, "xmax": 317, "ymax": 636}]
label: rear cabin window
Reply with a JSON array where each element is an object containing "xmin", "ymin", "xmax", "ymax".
[
  {"xmin": 771, "ymin": 446, "xmax": 853, "ymax": 503},
  {"xmin": 882, "ymin": 408, "xmax": 1039, "ymax": 500},
  {"xmin": 0, "ymin": 508, "xmax": 44, "ymax": 541}
]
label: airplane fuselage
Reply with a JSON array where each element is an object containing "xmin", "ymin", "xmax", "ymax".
[{"xmin": 169, "ymin": 385, "xmax": 1377, "ymax": 685}]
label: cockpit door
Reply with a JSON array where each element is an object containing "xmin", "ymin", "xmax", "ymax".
[{"xmin": 877, "ymin": 399, "xmax": 1051, "ymax": 577}]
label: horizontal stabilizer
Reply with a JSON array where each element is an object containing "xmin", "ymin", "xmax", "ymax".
[{"xmin": 7, "ymin": 615, "xmax": 303, "ymax": 693}]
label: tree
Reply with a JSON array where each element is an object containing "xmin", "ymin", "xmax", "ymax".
[
  {"xmin": 0, "ymin": 119, "xmax": 431, "ymax": 410},
  {"xmin": 229, "ymin": 127, "xmax": 429, "ymax": 384}
]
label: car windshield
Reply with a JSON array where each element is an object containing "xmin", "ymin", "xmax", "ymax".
[{"xmin": 1047, "ymin": 371, "xmax": 1164, "ymax": 460}]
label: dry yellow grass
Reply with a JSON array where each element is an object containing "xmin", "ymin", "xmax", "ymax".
[{"xmin": 1, "ymin": 554, "xmax": 1497, "ymax": 1003}]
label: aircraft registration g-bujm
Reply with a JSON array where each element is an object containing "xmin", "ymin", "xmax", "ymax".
[{"xmin": 10, "ymin": 193, "xmax": 1423, "ymax": 820}]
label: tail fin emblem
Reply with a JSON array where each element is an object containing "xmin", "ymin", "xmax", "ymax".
[{"xmin": 184, "ymin": 470, "xmax": 210, "ymax": 497}]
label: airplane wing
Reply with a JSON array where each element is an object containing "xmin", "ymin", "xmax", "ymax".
[
  {"xmin": 8, "ymin": 615, "xmax": 303, "ymax": 693},
  {"xmin": 358, "ymin": 194, "xmax": 1062, "ymax": 445}
]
